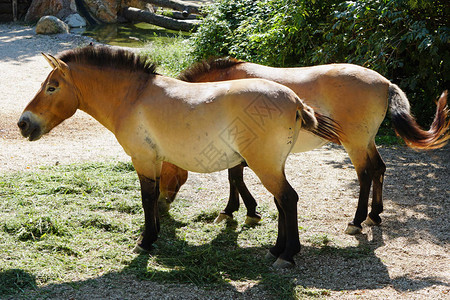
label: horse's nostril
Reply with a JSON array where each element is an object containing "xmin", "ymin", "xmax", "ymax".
[{"xmin": 18, "ymin": 120, "xmax": 29, "ymax": 130}]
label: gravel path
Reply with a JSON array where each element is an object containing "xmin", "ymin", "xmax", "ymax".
[{"xmin": 1, "ymin": 23, "xmax": 449, "ymax": 299}]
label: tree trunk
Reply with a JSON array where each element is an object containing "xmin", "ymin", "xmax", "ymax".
[
  {"xmin": 142, "ymin": 0, "xmax": 203, "ymax": 16},
  {"xmin": 12, "ymin": 0, "xmax": 17, "ymax": 21},
  {"xmin": 121, "ymin": 7, "xmax": 200, "ymax": 32}
]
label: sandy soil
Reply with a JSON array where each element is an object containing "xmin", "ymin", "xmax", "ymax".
[{"xmin": 0, "ymin": 24, "xmax": 449, "ymax": 299}]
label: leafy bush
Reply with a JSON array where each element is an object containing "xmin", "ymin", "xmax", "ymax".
[
  {"xmin": 191, "ymin": 0, "xmax": 449, "ymax": 126},
  {"xmin": 141, "ymin": 36, "xmax": 195, "ymax": 78}
]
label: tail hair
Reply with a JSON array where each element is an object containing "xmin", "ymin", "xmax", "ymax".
[
  {"xmin": 311, "ymin": 112, "xmax": 342, "ymax": 145},
  {"xmin": 298, "ymin": 102, "xmax": 342, "ymax": 144},
  {"xmin": 390, "ymin": 84, "xmax": 449, "ymax": 149}
]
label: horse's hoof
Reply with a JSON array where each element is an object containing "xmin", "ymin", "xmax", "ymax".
[
  {"xmin": 157, "ymin": 199, "xmax": 171, "ymax": 214},
  {"xmin": 365, "ymin": 213, "xmax": 381, "ymax": 226},
  {"xmin": 364, "ymin": 216, "xmax": 380, "ymax": 226},
  {"xmin": 273, "ymin": 258, "xmax": 295, "ymax": 269},
  {"xmin": 244, "ymin": 215, "xmax": 261, "ymax": 225},
  {"xmin": 214, "ymin": 213, "xmax": 233, "ymax": 224},
  {"xmin": 344, "ymin": 223, "xmax": 362, "ymax": 235},
  {"xmin": 265, "ymin": 250, "xmax": 277, "ymax": 262},
  {"xmin": 132, "ymin": 244, "xmax": 149, "ymax": 254}
]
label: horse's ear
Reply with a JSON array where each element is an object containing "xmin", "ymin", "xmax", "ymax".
[
  {"xmin": 42, "ymin": 53, "xmax": 57, "ymax": 69},
  {"xmin": 42, "ymin": 53, "xmax": 70, "ymax": 76}
]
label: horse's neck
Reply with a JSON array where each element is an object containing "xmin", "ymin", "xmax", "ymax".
[{"xmin": 72, "ymin": 67, "xmax": 144, "ymax": 132}]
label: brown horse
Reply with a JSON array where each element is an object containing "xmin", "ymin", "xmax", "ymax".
[
  {"xmin": 159, "ymin": 58, "xmax": 450, "ymax": 234},
  {"xmin": 17, "ymin": 46, "xmax": 341, "ymax": 268}
]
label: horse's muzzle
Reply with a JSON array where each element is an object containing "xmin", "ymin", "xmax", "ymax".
[{"xmin": 17, "ymin": 112, "xmax": 43, "ymax": 141}]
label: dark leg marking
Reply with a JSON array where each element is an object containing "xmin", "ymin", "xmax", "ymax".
[
  {"xmin": 349, "ymin": 166, "xmax": 373, "ymax": 231},
  {"xmin": 269, "ymin": 199, "xmax": 287, "ymax": 258},
  {"xmin": 270, "ymin": 183, "xmax": 301, "ymax": 267},
  {"xmin": 368, "ymin": 152, "xmax": 386, "ymax": 225},
  {"xmin": 136, "ymin": 175, "xmax": 160, "ymax": 251},
  {"xmin": 221, "ymin": 167, "xmax": 242, "ymax": 217},
  {"xmin": 224, "ymin": 164, "xmax": 261, "ymax": 221}
]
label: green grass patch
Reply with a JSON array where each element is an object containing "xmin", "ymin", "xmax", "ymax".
[
  {"xmin": 295, "ymin": 285, "xmax": 331, "ymax": 298},
  {"xmin": 307, "ymin": 234, "xmax": 332, "ymax": 249},
  {"xmin": 1, "ymin": 161, "xmax": 377, "ymax": 299}
]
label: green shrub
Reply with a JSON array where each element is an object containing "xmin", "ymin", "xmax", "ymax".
[
  {"xmin": 191, "ymin": 0, "xmax": 449, "ymax": 127},
  {"xmin": 141, "ymin": 36, "xmax": 195, "ymax": 78}
]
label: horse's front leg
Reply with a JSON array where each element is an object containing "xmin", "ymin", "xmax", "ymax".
[
  {"xmin": 159, "ymin": 163, "xmax": 188, "ymax": 214},
  {"xmin": 214, "ymin": 167, "xmax": 241, "ymax": 223},
  {"xmin": 215, "ymin": 164, "xmax": 261, "ymax": 225},
  {"xmin": 134, "ymin": 173, "xmax": 160, "ymax": 252},
  {"xmin": 231, "ymin": 164, "xmax": 262, "ymax": 225}
]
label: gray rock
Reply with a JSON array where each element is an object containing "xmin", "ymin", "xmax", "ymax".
[
  {"xmin": 36, "ymin": 16, "xmax": 69, "ymax": 35},
  {"xmin": 65, "ymin": 13, "xmax": 87, "ymax": 28}
]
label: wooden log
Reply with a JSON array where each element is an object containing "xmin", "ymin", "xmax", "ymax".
[
  {"xmin": 122, "ymin": 7, "xmax": 200, "ymax": 32},
  {"xmin": 167, "ymin": 10, "xmax": 201, "ymax": 20},
  {"xmin": 142, "ymin": 0, "xmax": 203, "ymax": 17}
]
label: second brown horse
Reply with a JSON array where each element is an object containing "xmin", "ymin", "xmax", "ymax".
[{"xmin": 159, "ymin": 58, "xmax": 450, "ymax": 234}]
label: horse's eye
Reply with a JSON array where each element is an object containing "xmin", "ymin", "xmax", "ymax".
[{"xmin": 47, "ymin": 87, "xmax": 56, "ymax": 92}]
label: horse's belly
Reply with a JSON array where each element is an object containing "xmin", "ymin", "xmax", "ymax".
[
  {"xmin": 163, "ymin": 144, "xmax": 243, "ymax": 174},
  {"xmin": 291, "ymin": 131, "xmax": 328, "ymax": 153}
]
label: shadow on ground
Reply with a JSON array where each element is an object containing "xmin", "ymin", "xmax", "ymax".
[{"xmin": 0, "ymin": 23, "xmax": 92, "ymax": 63}]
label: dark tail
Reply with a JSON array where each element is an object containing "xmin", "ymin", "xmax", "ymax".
[
  {"xmin": 311, "ymin": 112, "xmax": 342, "ymax": 145},
  {"xmin": 389, "ymin": 84, "xmax": 449, "ymax": 149},
  {"xmin": 298, "ymin": 103, "xmax": 342, "ymax": 144}
]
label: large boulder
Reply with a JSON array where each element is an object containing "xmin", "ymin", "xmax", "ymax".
[
  {"xmin": 83, "ymin": 0, "xmax": 118, "ymax": 23},
  {"xmin": 25, "ymin": 0, "xmax": 75, "ymax": 22},
  {"xmin": 82, "ymin": 0, "xmax": 150, "ymax": 23},
  {"xmin": 65, "ymin": 13, "xmax": 87, "ymax": 27},
  {"xmin": 25, "ymin": 0, "xmax": 151, "ymax": 24},
  {"xmin": 36, "ymin": 16, "xmax": 70, "ymax": 34},
  {"xmin": 123, "ymin": 0, "xmax": 149, "ymax": 10}
]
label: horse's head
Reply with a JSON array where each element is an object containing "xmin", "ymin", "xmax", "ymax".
[{"xmin": 18, "ymin": 53, "xmax": 79, "ymax": 141}]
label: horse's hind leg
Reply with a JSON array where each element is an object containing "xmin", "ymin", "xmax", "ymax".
[
  {"xmin": 367, "ymin": 145, "xmax": 386, "ymax": 226},
  {"xmin": 249, "ymin": 165, "xmax": 300, "ymax": 268},
  {"xmin": 344, "ymin": 148, "xmax": 374, "ymax": 235},
  {"xmin": 271, "ymin": 181, "xmax": 300, "ymax": 268},
  {"xmin": 344, "ymin": 143, "xmax": 385, "ymax": 234}
]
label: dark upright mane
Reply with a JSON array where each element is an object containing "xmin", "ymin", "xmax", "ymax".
[
  {"xmin": 178, "ymin": 57, "xmax": 244, "ymax": 82},
  {"xmin": 57, "ymin": 45, "xmax": 158, "ymax": 75}
]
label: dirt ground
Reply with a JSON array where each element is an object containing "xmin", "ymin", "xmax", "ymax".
[{"xmin": 1, "ymin": 24, "xmax": 449, "ymax": 299}]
